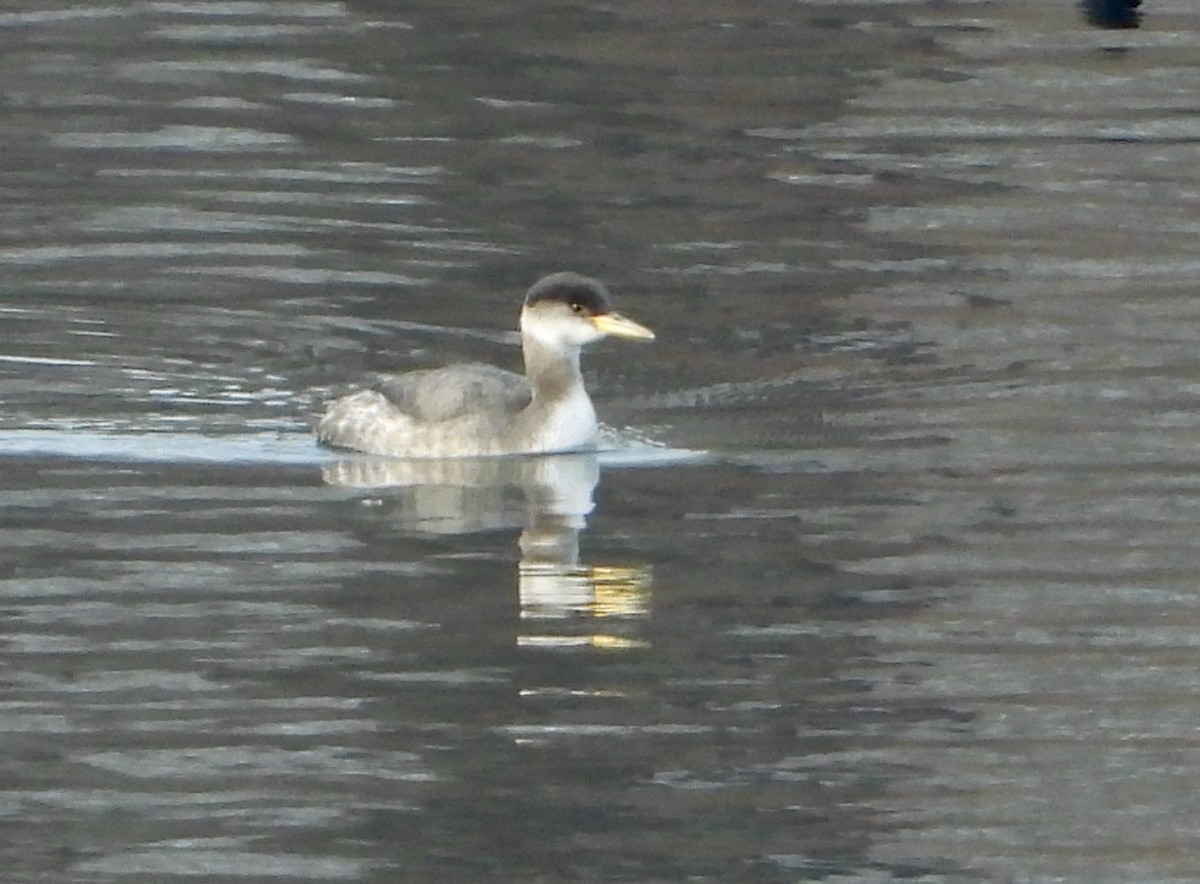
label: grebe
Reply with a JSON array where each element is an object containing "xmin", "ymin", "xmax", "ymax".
[{"xmin": 316, "ymin": 272, "xmax": 654, "ymax": 457}]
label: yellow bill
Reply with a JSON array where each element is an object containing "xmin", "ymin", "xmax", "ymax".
[{"xmin": 590, "ymin": 311, "xmax": 656, "ymax": 341}]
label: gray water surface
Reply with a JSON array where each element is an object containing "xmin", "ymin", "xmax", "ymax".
[{"xmin": 3, "ymin": 1, "xmax": 1200, "ymax": 881}]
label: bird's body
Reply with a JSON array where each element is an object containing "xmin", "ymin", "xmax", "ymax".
[{"xmin": 317, "ymin": 273, "xmax": 653, "ymax": 458}]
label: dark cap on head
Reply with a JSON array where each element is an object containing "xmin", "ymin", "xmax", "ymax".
[{"xmin": 523, "ymin": 272, "xmax": 613, "ymax": 316}]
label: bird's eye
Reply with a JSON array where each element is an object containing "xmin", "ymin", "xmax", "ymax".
[{"xmin": 570, "ymin": 303, "xmax": 585, "ymax": 314}]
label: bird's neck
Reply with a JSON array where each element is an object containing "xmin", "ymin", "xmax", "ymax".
[{"xmin": 522, "ymin": 335, "xmax": 584, "ymax": 404}]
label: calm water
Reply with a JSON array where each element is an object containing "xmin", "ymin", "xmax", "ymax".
[{"xmin": 3, "ymin": 1, "xmax": 1200, "ymax": 881}]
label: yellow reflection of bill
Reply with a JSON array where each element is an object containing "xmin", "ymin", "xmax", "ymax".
[{"xmin": 517, "ymin": 563, "xmax": 652, "ymax": 650}]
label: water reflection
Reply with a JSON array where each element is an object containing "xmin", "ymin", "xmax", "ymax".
[{"xmin": 323, "ymin": 452, "xmax": 652, "ymax": 651}]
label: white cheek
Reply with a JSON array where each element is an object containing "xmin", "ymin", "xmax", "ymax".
[
  {"xmin": 521, "ymin": 311, "xmax": 602, "ymax": 348},
  {"xmin": 567, "ymin": 318, "xmax": 604, "ymax": 346}
]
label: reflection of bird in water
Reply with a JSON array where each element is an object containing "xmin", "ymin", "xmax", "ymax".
[
  {"xmin": 321, "ymin": 451, "xmax": 651, "ymax": 649},
  {"xmin": 317, "ymin": 272, "xmax": 655, "ymax": 457}
]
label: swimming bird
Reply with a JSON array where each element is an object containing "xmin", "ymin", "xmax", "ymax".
[{"xmin": 317, "ymin": 272, "xmax": 655, "ymax": 458}]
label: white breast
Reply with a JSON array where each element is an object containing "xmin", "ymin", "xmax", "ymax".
[{"xmin": 533, "ymin": 388, "xmax": 598, "ymax": 453}]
